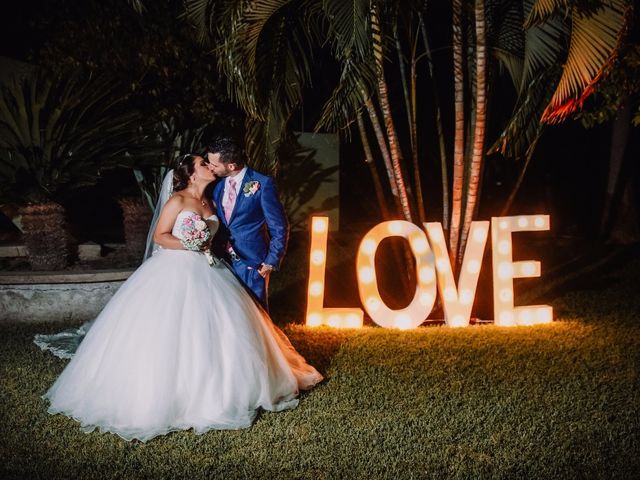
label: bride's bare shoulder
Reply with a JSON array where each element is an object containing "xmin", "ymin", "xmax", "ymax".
[
  {"xmin": 160, "ymin": 193, "xmax": 187, "ymax": 215},
  {"xmin": 165, "ymin": 193, "xmax": 187, "ymax": 207}
]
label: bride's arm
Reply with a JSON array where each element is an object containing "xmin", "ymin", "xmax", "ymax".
[{"xmin": 153, "ymin": 196, "xmax": 186, "ymax": 250}]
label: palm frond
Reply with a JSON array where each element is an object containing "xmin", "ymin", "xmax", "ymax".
[
  {"xmin": 183, "ymin": 0, "xmax": 218, "ymax": 44},
  {"xmin": 198, "ymin": 0, "xmax": 319, "ymax": 174},
  {"xmin": 521, "ymin": 13, "xmax": 569, "ymax": 93},
  {"xmin": 492, "ymin": 48, "xmax": 525, "ymax": 89},
  {"xmin": 542, "ymin": 0, "xmax": 629, "ymax": 122},
  {"xmin": 128, "ymin": 0, "xmax": 146, "ymax": 14},
  {"xmin": 316, "ymin": 0, "xmax": 377, "ymax": 132},
  {"xmin": 322, "ymin": 0, "xmax": 371, "ymax": 60},
  {"xmin": 489, "ymin": 69, "xmax": 558, "ymax": 159},
  {"xmin": 525, "ymin": 0, "xmax": 570, "ymax": 26}
]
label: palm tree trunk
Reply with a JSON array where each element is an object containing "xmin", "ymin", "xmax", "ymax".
[
  {"xmin": 372, "ymin": 2, "xmax": 413, "ymax": 223},
  {"xmin": 601, "ymin": 101, "xmax": 640, "ymax": 243},
  {"xmin": 500, "ymin": 135, "xmax": 541, "ymax": 216},
  {"xmin": 458, "ymin": 0, "xmax": 487, "ymax": 261},
  {"xmin": 410, "ymin": 27, "xmax": 427, "ymax": 224},
  {"xmin": 364, "ymin": 97, "xmax": 402, "ymax": 216},
  {"xmin": 418, "ymin": 14, "xmax": 448, "ymax": 229},
  {"xmin": 449, "ymin": 0, "xmax": 465, "ymax": 264},
  {"xmin": 357, "ymin": 112, "xmax": 389, "ymax": 219},
  {"xmin": 395, "ymin": 16, "xmax": 426, "ymax": 223},
  {"xmin": 378, "ymin": 70, "xmax": 413, "ymax": 223},
  {"xmin": 20, "ymin": 202, "xmax": 71, "ymax": 270},
  {"xmin": 394, "ymin": 19, "xmax": 413, "ymax": 144},
  {"xmin": 419, "ymin": 11, "xmax": 449, "ymax": 230},
  {"xmin": 119, "ymin": 197, "xmax": 153, "ymax": 264}
]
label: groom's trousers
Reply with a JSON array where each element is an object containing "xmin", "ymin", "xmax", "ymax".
[{"xmin": 230, "ymin": 258, "xmax": 269, "ymax": 311}]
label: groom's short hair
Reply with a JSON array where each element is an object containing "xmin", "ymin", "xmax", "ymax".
[{"xmin": 207, "ymin": 137, "xmax": 246, "ymax": 167}]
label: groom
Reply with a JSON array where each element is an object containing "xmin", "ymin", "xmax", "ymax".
[{"xmin": 207, "ymin": 137, "xmax": 289, "ymax": 310}]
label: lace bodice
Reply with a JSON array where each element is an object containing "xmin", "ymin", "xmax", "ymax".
[{"xmin": 171, "ymin": 210, "xmax": 220, "ymax": 239}]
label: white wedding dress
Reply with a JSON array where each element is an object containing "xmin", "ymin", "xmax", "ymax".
[{"xmin": 35, "ymin": 211, "xmax": 322, "ymax": 442}]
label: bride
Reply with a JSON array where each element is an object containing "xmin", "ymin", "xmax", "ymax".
[{"xmin": 34, "ymin": 153, "xmax": 322, "ymax": 442}]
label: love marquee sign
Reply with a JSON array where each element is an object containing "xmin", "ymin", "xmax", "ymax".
[{"xmin": 305, "ymin": 215, "xmax": 552, "ymax": 329}]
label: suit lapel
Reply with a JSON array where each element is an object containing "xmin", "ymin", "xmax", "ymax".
[
  {"xmin": 228, "ymin": 168, "xmax": 252, "ymax": 225},
  {"xmin": 214, "ymin": 181, "xmax": 227, "ymax": 226}
]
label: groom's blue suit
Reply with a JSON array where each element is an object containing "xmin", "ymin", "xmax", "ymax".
[{"xmin": 213, "ymin": 168, "xmax": 289, "ymax": 309}]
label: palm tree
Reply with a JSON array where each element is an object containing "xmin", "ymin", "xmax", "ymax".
[
  {"xmin": 0, "ymin": 70, "xmax": 150, "ymax": 270},
  {"xmin": 490, "ymin": 0, "xmax": 630, "ymax": 214},
  {"xmin": 449, "ymin": 0, "xmax": 465, "ymax": 266},
  {"xmin": 179, "ymin": 0, "xmax": 630, "ymax": 267},
  {"xmin": 449, "ymin": 0, "xmax": 630, "ymax": 263}
]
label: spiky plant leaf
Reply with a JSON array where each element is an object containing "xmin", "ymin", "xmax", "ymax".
[
  {"xmin": 0, "ymin": 70, "xmax": 157, "ymax": 204},
  {"xmin": 542, "ymin": 0, "xmax": 629, "ymax": 121},
  {"xmin": 316, "ymin": 0, "xmax": 377, "ymax": 132},
  {"xmin": 489, "ymin": 69, "xmax": 559, "ymax": 158}
]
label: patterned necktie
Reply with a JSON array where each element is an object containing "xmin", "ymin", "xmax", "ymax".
[{"xmin": 224, "ymin": 178, "xmax": 237, "ymax": 222}]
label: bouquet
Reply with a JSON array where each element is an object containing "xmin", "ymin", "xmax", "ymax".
[{"xmin": 177, "ymin": 213, "xmax": 215, "ymax": 265}]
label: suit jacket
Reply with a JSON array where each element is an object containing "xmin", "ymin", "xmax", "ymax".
[{"xmin": 213, "ymin": 168, "xmax": 289, "ymax": 269}]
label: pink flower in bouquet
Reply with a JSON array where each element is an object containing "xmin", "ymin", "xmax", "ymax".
[{"xmin": 178, "ymin": 213, "xmax": 214, "ymax": 264}]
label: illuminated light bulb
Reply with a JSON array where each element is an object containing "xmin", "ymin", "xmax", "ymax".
[
  {"xmin": 346, "ymin": 314, "xmax": 361, "ymax": 328},
  {"xmin": 307, "ymin": 313, "xmax": 322, "ymax": 327},
  {"xmin": 460, "ymin": 289, "xmax": 473, "ymax": 305},
  {"xmin": 499, "ymin": 311, "xmax": 515, "ymax": 325},
  {"xmin": 327, "ymin": 314, "xmax": 341, "ymax": 328},
  {"xmin": 466, "ymin": 260, "xmax": 481, "ymax": 274},
  {"xmin": 436, "ymin": 258, "xmax": 450, "ymax": 272},
  {"xmin": 498, "ymin": 262, "xmax": 513, "ymax": 280},
  {"xmin": 358, "ymin": 267, "xmax": 376, "ymax": 284},
  {"xmin": 498, "ymin": 240, "xmax": 511, "ymax": 255},
  {"xmin": 444, "ymin": 287, "xmax": 457, "ymax": 302},
  {"xmin": 499, "ymin": 220, "xmax": 509, "ymax": 230},
  {"xmin": 312, "ymin": 217, "xmax": 328, "ymax": 233},
  {"xmin": 388, "ymin": 221, "xmax": 403, "ymax": 235},
  {"xmin": 521, "ymin": 262, "xmax": 537, "ymax": 276},
  {"xmin": 473, "ymin": 227, "xmax": 488, "ymax": 243},
  {"xmin": 517, "ymin": 216, "xmax": 529, "ymax": 228},
  {"xmin": 366, "ymin": 297, "xmax": 382, "ymax": 312},
  {"xmin": 411, "ymin": 237, "xmax": 428, "ymax": 254},
  {"xmin": 311, "ymin": 249, "xmax": 325, "ymax": 265},
  {"xmin": 309, "ymin": 281, "xmax": 323, "ymax": 296},
  {"xmin": 418, "ymin": 267, "xmax": 435, "ymax": 283},
  {"xmin": 361, "ymin": 238, "xmax": 377, "ymax": 255},
  {"xmin": 395, "ymin": 314, "xmax": 413, "ymax": 330},
  {"xmin": 450, "ymin": 315, "xmax": 467, "ymax": 327},
  {"xmin": 536, "ymin": 308, "xmax": 553, "ymax": 323},
  {"xmin": 428, "ymin": 226, "xmax": 444, "ymax": 242},
  {"xmin": 518, "ymin": 309, "xmax": 533, "ymax": 325},
  {"xmin": 534, "ymin": 216, "xmax": 545, "ymax": 228},
  {"xmin": 419, "ymin": 292, "xmax": 434, "ymax": 306},
  {"xmin": 499, "ymin": 288, "xmax": 513, "ymax": 302}
]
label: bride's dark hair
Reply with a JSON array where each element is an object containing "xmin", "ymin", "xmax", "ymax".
[{"xmin": 173, "ymin": 154, "xmax": 197, "ymax": 192}]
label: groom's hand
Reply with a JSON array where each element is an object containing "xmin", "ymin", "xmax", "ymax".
[{"xmin": 257, "ymin": 263, "xmax": 274, "ymax": 278}]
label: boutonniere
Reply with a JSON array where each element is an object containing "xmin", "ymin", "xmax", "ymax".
[{"xmin": 243, "ymin": 180, "xmax": 260, "ymax": 197}]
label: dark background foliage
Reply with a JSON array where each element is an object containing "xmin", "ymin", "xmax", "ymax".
[{"xmin": 0, "ymin": 0, "xmax": 638, "ymax": 245}]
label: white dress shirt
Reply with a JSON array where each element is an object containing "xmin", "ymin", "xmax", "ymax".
[{"xmin": 223, "ymin": 166, "xmax": 248, "ymax": 207}]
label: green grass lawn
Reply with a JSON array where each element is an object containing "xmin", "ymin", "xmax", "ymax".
[{"xmin": 2, "ymin": 257, "xmax": 639, "ymax": 479}]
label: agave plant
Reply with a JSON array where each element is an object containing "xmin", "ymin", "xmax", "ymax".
[
  {"xmin": 117, "ymin": 119, "xmax": 209, "ymax": 264},
  {"xmin": 0, "ymin": 69, "xmax": 150, "ymax": 270}
]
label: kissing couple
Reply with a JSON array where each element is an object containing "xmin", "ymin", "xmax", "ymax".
[{"xmin": 34, "ymin": 136, "xmax": 323, "ymax": 442}]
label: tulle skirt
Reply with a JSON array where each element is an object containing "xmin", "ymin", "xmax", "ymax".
[{"xmin": 37, "ymin": 249, "xmax": 322, "ymax": 442}]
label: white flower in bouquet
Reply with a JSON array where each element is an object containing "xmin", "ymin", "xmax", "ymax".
[{"xmin": 177, "ymin": 213, "xmax": 216, "ymax": 265}]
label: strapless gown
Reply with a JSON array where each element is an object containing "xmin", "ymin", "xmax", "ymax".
[{"xmin": 35, "ymin": 211, "xmax": 322, "ymax": 442}]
